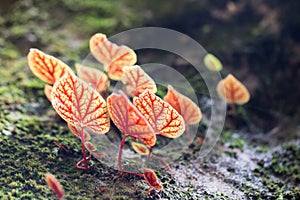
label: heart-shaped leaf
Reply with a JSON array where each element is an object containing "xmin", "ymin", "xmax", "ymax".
[
  {"xmin": 28, "ymin": 48, "xmax": 72, "ymax": 84},
  {"xmin": 90, "ymin": 33, "xmax": 137, "ymax": 80},
  {"xmin": 131, "ymin": 141, "xmax": 149, "ymax": 155},
  {"xmin": 107, "ymin": 91, "xmax": 156, "ymax": 147},
  {"xmin": 203, "ymin": 53, "xmax": 223, "ymax": 71},
  {"xmin": 164, "ymin": 85, "xmax": 202, "ymax": 125},
  {"xmin": 216, "ymin": 74, "xmax": 250, "ymax": 104},
  {"xmin": 133, "ymin": 90, "xmax": 185, "ymax": 138},
  {"xmin": 75, "ymin": 63, "xmax": 109, "ymax": 94},
  {"xmin": 122, "ymin": 65, "xmax": 157, "ymax": 97},
  {"xmin": 51, "ymin": 71, "xmax": 110, "ymax": 134}
]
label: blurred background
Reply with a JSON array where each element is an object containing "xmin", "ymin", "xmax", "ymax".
[{"xmin": 1, "ymin": 0, "xmax": 299, "ymax": 139}]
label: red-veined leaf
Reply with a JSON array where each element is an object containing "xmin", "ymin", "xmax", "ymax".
[
  {"xmin": 44, "ymin": 85, "xmax": 53, "ymax": 101},
  {"xmin": 164, "ymin": 85, "xmax": 202, "ymax": 125},
  {"xmin": 122, "ymin": 65, "xmax": 157, "ymax": 97},
  {"xmin": 131, "ymin": 141, "xmax": 149, "ymax": 155},
  {"xmin": 216, "ymin": 74, "xmax": 250, "ymax": 104},
  {"xmin": 51, "ymin": 71, "xmax": 110, "ymax": 134},
  {"xmin": 45, "ymin": 173, "xmax": 65, "ymax": 200},
  {"xmin": 107, "ymin": 91, "xmax": 156, "ymax": 147},
  {"xmin": 133, "ymin": 90, "xmax": 185, "ymax": 138},
  {"xmin": 67, "ymin": 123, "xmax": 91, "ymax": 141},
  {"xmin": 89, "ymin": 33, "xmax": 137, "ymax": 80},
  {"xmin": 28, "ymin": 48, "xmax": 72, "ymax": 84},
  {"xmin": 75, "ymin": 63, "xmax": 109, "ymax": 94},
  {"xmin": 143, "ymin": 168, "xmax": 163, "ymax": 191}
]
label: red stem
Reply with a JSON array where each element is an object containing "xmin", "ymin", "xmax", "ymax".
[
  {"xmin": 118, "ymin": 135, "xmax": 128, "ymax": 172},
  {"xmin": 76, "ymin": 126, "xmax": 88, "ymax": 171},
  {"xmin": 230, "ymin": 103, "xmax": 235, "ymax": 115},
  {"xmin": 155, "ymin": 156, "xmax": 173, "ymax": 174},
  {"xmin": 147, "ymin": 146, "xmax": 153, "ymax": 161}
]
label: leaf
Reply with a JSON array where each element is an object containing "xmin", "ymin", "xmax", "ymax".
[
  {"xmin": 164, "ymin": 85, "xmax": 202, "ymax": 125},
  {"xmin": 203, "ymin": 53, "xmax": 223, "ymax": 71},
  {"xmin": 75, "ymin": 63, "xmax": 109, "ymax": 94},
  {"xmin": 51, "ymin": 71, "xmax": 110, "ymax": 134},
  {"xmin": 45, "ymin": 173, "xmax": 65, "ymax": 200},
  {"xmin": 131, "ymin": 141, "xmax": 149, "ymax": 155},
  {"xmin": 67, "ymin": 123, "xmax": 91, "ymax": 141},
  {"xmin": 28, "ymin": 48, "xmax": 72, "ymax": 84},
  {"xmin": 44, "ymin": 85, "xmax": 53, "ymax": 101},
  {"xmin": 216, "ymin": 74, "xmax": 250, "ymax": 104},
  {"xmin": 133, "ymin": 89, "xmax": 185, "ymax": 138},
  {"xmin": 122, "ymin": 65, "xmax": 157, "ymax": 97},
  {"xmin": 85, "ymin": 141, "xmax": 97, "ymax": 152},
  {"xmin": 89, "ymin": 33, "xmax": 137, "ymax": 80},
  {"xmin": 143, "ymin": 168, "xmax": 163, "ymax": 191},
  {"xmin": 107, "ymin": 91, "xmax": 156, "ymax": 147}
]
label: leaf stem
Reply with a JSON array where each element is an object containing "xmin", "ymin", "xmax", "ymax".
[
  {"xmin": 118, "ymin": 135, "xmax": 128, "ymax": 172},
  {"xmin": 76, "ymin": 126, "xmax": 88, "ymax": 171}
]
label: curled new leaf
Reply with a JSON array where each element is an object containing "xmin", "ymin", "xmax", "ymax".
[
  {"xmin": 164, "ymin": 85, "xmax": 202, "ymax": 125},
  {"xmin": 51, "ymin": 71, "xmax": 110, "ymax": 134},
  {"xmin": 89, "ymin": 33, "xmax": 137, "ymax": 80},
  {"xmin": 203, "ymin": 53, "xmax": 223, "ymax": 71},
  {"xmin": 107, "ymin": 91, "xmax": 156, "ymax": 147},
  {"xmin": 45, "ymin": 173, "xmax": 65, "ymax": 200},
  {"xmin": 216, "ymin": 74, "xmax": 250, "ymax": 104},
  {"xmin": 122, "ymin": 65, "xmax": 157, "ymax": 97},
  {"xmin": 133, "ymin": 90, "xmax": 185, "ymax": 138},
  {"xmin": 131, "ymin": 141, "xmax": 149, "ymax": 155},
  {"xmin": 28, "ymin": 48, "xmax": 72, "ymax": 84},
  {"xmin": 75, "ymin": 64, "xmax": 109, "ymax": 94},
  {"xmin": 143, "ymin": 168, "xmax": 163, "ymax": 194}
]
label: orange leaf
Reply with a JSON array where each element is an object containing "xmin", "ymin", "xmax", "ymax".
[
  {"xmin": 67, "ymin": 123, "xmax": 91, "ymax": 141},
  {"xmin": 143, "ymin": 168, "xmax": 163, "ymax": 191},
  {"xmin": 164, "ymin": 85, "xmax": 202, "ymax": 125},
  {"xmin": 45, "ymin": 173, "xmax": 65, "ymax": 200},
  {"xmin": 89, "ymin": 33, "xmax": 137, "ymax": 80},
  {"xmin": 122, "ymin": 65, "xmax": 157, "ymax": 97},
  {"xmin": 44, "ymin": 85, "xmax": 53, "ymax": 101},
  {"xmin": 51, "ymin": 71, "xmax": 110, "ymax": 134},
  {"xmin": 216, "ymin": 74, "xmax": 250, "ymax": 104},
  {"xmin": 28, "ymin": 48, "xmax": 72, "ymax": 84},
  {"xmin": 107, "ymin": 91, "xmax": 156, "ymax": 147},
  {"xmin": 133, "ymin": 90, "xmax": 185, "ymax": 138},
  {"xmin": 75, "ymin": 63, "xmax": 109, "ymax": 94},
  {"xmin": 131, "ymin": 141, "xmax": 149, "ymax": 155}
]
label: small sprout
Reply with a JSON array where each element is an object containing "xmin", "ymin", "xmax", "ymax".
[
  {"xmin": 45, "ymin": 172, "xmax": 65, "ymax": 200},
  {"xmin": 203, "ymin": 53, "xmax": 223, "ymax": 71},
  {"xmin": 216, "ymin": 73, "xmax": 250, "ymax": 114},
  {"xmin": 89, "ymin": 33, "xmax": 137, "ymax": 80},
  {"xmin": 107, "ymin": 91, "xmax": 156, "ymax": 172},
  {"xmin": 27, "ymin": 48, "xmax": 72, "ymax": 84},
  {"xmin": 131, "ymin": 141, "xmax": 149, "ymax": 155},
  {"xmin": 44, "ymin": 85, "xmax": 53, "ymax": 101},
  {"xmin": 51, "ymin": 72, "xmax": 110, "ymax": 170},
  {"xmin": 143, "ymin": 168, "xmax": 163, "ymax": 195},
  {"xmin": 75, "ymin": 63, "xmax": 109, "ymax": 96},
  {"xmin": 122, "ymin": 65, "xmax": 157, "ymax": 97},
  {"xmin": 164, "ymin": 85, "xmax": 202, "ymax": 142}
]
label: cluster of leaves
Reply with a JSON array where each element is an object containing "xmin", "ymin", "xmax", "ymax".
[
  {"xmin": 204, "ymin": 53, "xmax": 250, "ymax": 114},
  {"xmin": 27, "ymin": 33, "xmax": 203, "ymax": 195}
]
